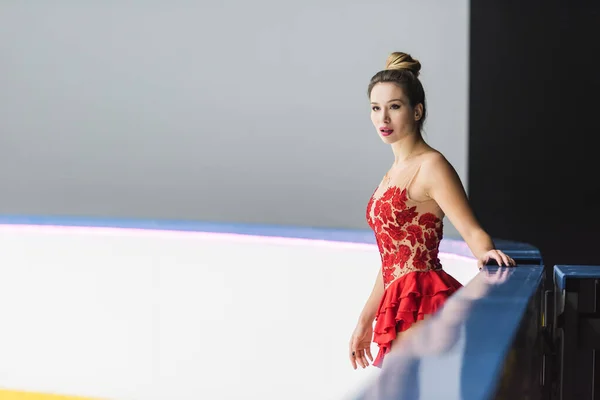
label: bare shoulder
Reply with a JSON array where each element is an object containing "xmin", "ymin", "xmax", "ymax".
[
  {"xmin": 419, "ymin": 150, "xmax": 455, "ymax": 174},
  {"xmin": 418, "ymin": 150, "xmax": 461, "ymax": 190}
]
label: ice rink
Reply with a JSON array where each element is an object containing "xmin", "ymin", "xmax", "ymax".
[{"xmin": 0, "ymin": 222, "xmax": 477, "ymax": 399}]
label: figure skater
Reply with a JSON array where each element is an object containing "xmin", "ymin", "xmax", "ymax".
[{"xmin": 350, "ymin": 52, "xmax": 516, "ymax": 370}]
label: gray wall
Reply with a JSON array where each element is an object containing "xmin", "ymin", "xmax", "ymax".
[{"xmin": 0, "ymin": 2, "xmax": 469, "ymax": 235}]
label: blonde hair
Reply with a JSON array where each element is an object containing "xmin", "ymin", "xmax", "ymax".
[
  {"xmin": 368, "ymin": 52, "xmax": 427, "ymax": 134},
  {"xmin": 384, "ymin": 52, "xmax": 422, "ymax": 77}
]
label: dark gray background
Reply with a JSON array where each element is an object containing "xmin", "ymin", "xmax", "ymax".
[{"xmin": 468, "ymin": 2, "xmax": 600, "ymax": 273}]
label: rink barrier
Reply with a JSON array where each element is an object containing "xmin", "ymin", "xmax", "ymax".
[{"xmin": 354, "ymin": 264, "xmax": 545, "ymax": 399}]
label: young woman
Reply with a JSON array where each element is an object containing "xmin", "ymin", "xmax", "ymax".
[{"xmin": 349, "ymin": 52, "xmax": 516, "ymax": 370}]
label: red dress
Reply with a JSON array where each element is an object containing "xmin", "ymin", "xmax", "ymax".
[{"xmin": 366, "ymin": 165, "xmax": 463, "ymax": 368}]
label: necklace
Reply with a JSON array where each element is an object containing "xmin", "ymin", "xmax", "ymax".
[
  {"xmin": 383, "ymin": 171, "xmax": 393, "ymax": 186},
  {"xmin": 382, "ymin": 147, "xmax": 421, "ymax": 187}
]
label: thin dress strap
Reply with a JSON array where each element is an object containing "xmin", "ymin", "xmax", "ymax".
[
  {"xmin": 403, "ymin": 164, "xmax": 422, "ymax": 197},
  {"xmin": 405, "ymin": 164, "xmax": 422, "ymax": 189}
]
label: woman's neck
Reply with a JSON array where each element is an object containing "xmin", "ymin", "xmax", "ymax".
[{"xmin": 390, "ymin": 134, "xmax": 425, "ymax": 166}]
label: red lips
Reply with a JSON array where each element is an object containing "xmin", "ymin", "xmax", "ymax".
[{"xmin": 380, "ymin": 127, "xmax": 394, "ymax": 136}]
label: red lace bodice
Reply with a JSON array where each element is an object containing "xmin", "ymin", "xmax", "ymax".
[{"xmin": 366, "ymin": 181, "xmax": 444, "ymax": 289}]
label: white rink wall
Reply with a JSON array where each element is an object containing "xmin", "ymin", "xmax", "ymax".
[{"xmin": 0, "ymin": 224, "xmax": 478, "ymax": 400}]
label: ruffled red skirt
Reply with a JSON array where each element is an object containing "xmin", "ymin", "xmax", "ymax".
[{"xmin": 372, "ymin": 269, "xmax": 462, "ymax": 368}]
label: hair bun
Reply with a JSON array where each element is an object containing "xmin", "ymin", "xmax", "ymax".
[{"xmin": 385, "ymin": 52, "xmax": 421, "ymax": 77}]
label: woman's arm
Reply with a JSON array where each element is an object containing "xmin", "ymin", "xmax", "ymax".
[
  {"xmin": 350, "ymin": 267, "xmax": 383, "ymax": 369},
  {"xmin": 357, "ymin": 267, "xmax": 384, "ymax": 324},
  {"xmin": 422, "ymin": 153, "xmax": 514, "ymax": 268}
]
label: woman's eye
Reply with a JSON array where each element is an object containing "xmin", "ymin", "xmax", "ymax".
[
  {"xmin": 391, "ymin": 104, "xmax": 400, "ymax": 109},
  {"xmin": 372, "ymin": 106, "xmax": 380, "ymax": 111}
]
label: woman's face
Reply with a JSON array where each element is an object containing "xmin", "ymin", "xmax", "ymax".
[{"xmin": 370, "ymin": 82, "xmax": 420, "ymax": 144}]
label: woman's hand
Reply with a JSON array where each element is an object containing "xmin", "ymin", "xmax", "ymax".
[
  {"xmin": 482, "ymin": 266, "xmax": 511, "ymax": 284},
  {"xmin": 477, "ymin": 249, "xmax": 516, "ymax": 270},
  {"xmin": 349, "ymin": 321, "xmax": 374, "ymax": 369}
]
